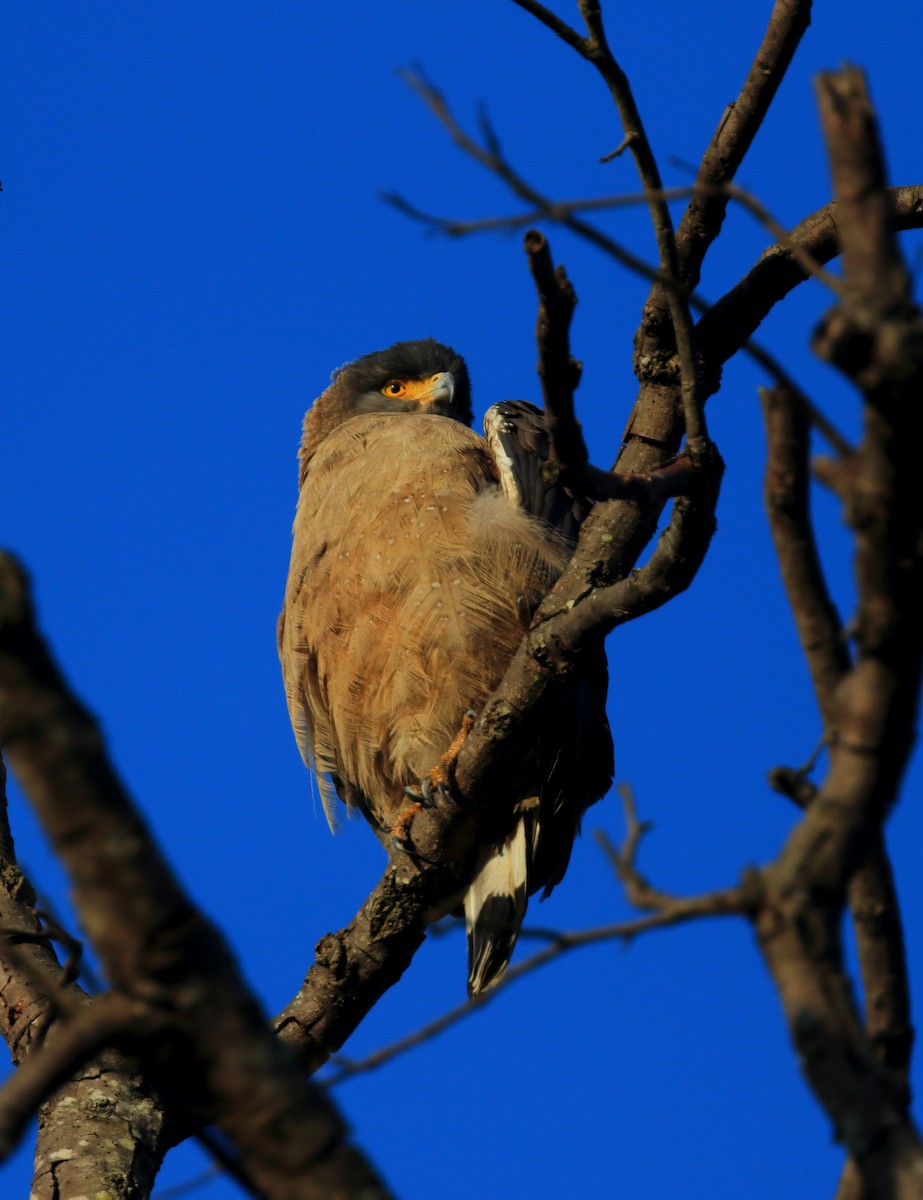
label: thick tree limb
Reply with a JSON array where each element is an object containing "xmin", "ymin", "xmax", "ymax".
[
  {"xmin": 0, "ymin": 993, "xmax": 143, "ymax": 1158},
  {"xmin": 751, "ymin": 68, "xmax": 923, "ymax": 1199},
  {"xmin": 0, "ymin": 763, "xmax": 174, "ymax": 1200},
  {"xmin": 761, "ymin": 382, "xmax": 915, "ymax": 1198},
  {"xmin": 0, "ymin": 766, "xmax": 71, "ymax": 1062},
  {"xmin": 0, "ymin": 555, "xmax": 391, "ymax": 1200}
]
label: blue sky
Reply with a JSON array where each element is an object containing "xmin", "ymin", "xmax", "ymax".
[{"xmin": 3, "ymin": 3, "xmax": 922, "ymax": 1197}]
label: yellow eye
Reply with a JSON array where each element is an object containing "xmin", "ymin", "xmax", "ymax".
[{"xmin": 382, "ymin": 380, "xmax": 407, "ymax": 398}]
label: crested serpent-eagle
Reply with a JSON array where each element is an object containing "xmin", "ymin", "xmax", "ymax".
[{"xmin": 279, "ymin": 339, "xmax": 613, "ymax": 993}]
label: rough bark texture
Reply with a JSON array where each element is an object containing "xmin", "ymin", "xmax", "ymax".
[
  {"xmin": 753, "ymin": 67, "xmax": 923, "ymax": 1199},
  {"xmin": 0, "ymin": 562, "xmax": 392, "ymax": 1199}
]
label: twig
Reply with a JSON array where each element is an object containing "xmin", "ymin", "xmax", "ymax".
[
  {"xmin": 767, "ymin": 734, "xmax": 826, "ymax": 809},
  {"xmin": 386, "ymin": 179, "xmax": 840, "ymax": 293},
  {"xmin": 321, "ymin": 785, "xmax": 752, "ymax": 1090},
  {"xmin": 382, "ymin": 183, "xmax": 695, "ymax": 237},
  {"xmin": 322, "ymin": 792, "xmax": 751, "ymax": 1092},
  {"xmin": 320, "ymin": 893, "xmax": 746, "ymax": 1089},
  {"xmin": 386, "ymin": 103, "xmax": 864, "ymax": 458},
  {"xmin": 397, "ymin": 69, "xmax": 668, "ymax": 289},
  {"xmin": 509, "ymin": 0, "xmax": 587, "ymax": 53}
]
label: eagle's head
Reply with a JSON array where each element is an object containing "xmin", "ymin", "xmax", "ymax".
[
  {"xmin": 333, "ymin": 339, "xmax": 472, "ymax": 423},
  {"xmin": 300, "ymin": 340, "xmax": 472, "ymax": 470}
]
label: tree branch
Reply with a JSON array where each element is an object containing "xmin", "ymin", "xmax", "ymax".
[
  {"xmin": 0, "ymin": 993, "xmax": 143, "ymax": 1158},
  {"xmin": 760, "ymin": 380, "xmax": 915, "ymax": 1197},
  {"xmin": 523, "ymin": 228, "xmax": 587, "ymax": 478},
  {"xmin": 521, "ymin": 228, "xmax": 711, "ymax": 502},
  {"xmin": 320, "ymin": 790, "xmax": 752, "ymax": 1090},
  {"xmin": 0, "ymin": 555, "xmax": 392, "ymax": 1200},
  {"xmin": 697, "ymin": 185, "xmax": 923, "ymax": 373},
  {"xmin": 627, "ymin": 0, "xmax": 809, "ymax": 461},
  {"xmin": 752, "ymin": 68, "xmax": 923, "ymax": 1198},
  {"xmin": 760, "ymin": 384, "xmax": 853, "ymax": 733},
  {"xmin": 673, "ymin": 0, "xmax": 813, "ymax": 289},
  {"xmin": 571, "ymin": 0, "xmax": 706, "ymax": 450}
]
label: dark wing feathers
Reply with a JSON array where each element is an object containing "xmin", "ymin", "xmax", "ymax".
[
  {"xmin": 469, "ymin": 400, "xmax": 613, "ymax": 980},
  {"xmin": 484, "ymin": 400, "xmax": 591, "ymax": 542}
]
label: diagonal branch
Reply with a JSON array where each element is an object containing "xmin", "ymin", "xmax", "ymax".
[
  {"xmin": 0, "ymin": 554, "xmax": 392, "ymax": 1200},
  {"xmin": 697, "ymin": 185, "xmax": 923, "ymax": 372},
  {"xmin": 673, "ymin": 0, "xmax": 813, "ymax": 289},
  {"xmin": 320, "ymin": 888, "xmax": 745, "ymax": 1090},
  {"xmin": 320, "ymin": 789, "xmax": 752, "ymax": 1090}
]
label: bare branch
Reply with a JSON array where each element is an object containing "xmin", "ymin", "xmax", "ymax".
[
  {"xmin": 0, "ymin": 769, "xmax": 73, "ymax": 1063},
  {"xmin": 510, "ymin": 0, "xmax": 588, "ymax": 53},
  {"xmin": 631, "ymin": 0, "xmax": 810, "ymax": 446},
  {"xmin": 387, "ymin": 151, "xmax": 911, "ymax": 463},
  {"xmin": 523, "ymin": 228, "xmax": 587, "ymax": 480},
  {"xmin": 673, "ymin": 0, "xmax": 813, "ymax": 288},
  {"xmin": 319, "ymin": 892, "xmax": 746, "ymax": 1089},
  {"xmin": 320, "ymin": 793, "xmax": 751, "ymax": 1090},
  {"xmin": 697, "ymin": 185, "xmax": 923, "ymax": 372},
  {"xmin": 760, "ymin": 384, "xmax": 853, "ymax": 732},
  {"xmin": 573, "ymin": 0, "xmax": 706, "ymax": 451},
  {"xmin": 398, "ymin": 69, "xmax": 668, "ymax": 287},
  {"xmin": 0, "ymin": 554, "xmax": 392, "ymax": 1200},
  {"xmin": 759, "ymin": 382, "xmax": 915, "ymax": 1170},
  {"xmin": 849, "ymin": 841, "xmax": 915, "ymax": 1085},
  {"xmin": 0, "ymin": 763, "xmax": 174, "ymax": 1200},
  {"xmin": 752, "ymin": 68, "xmax": 923, "ymax": 1197}
]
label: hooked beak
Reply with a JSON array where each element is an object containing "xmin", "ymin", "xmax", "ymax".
[{"xmin": 420, "ymin": 371, "xmax": 455, "ymax": 406}]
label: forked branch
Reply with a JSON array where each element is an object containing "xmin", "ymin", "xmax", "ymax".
[{"xmin": 752, "ymin": 68, "xmax": 923, "ymax": 1198}]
